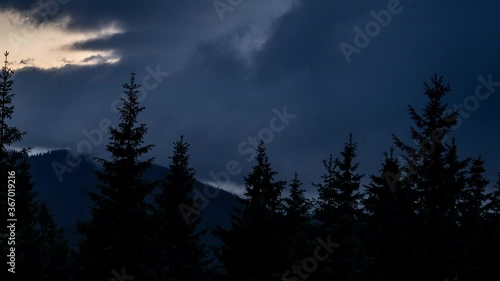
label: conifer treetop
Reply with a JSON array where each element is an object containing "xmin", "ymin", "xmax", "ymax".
[{"xmin": 0, "ymin": 51, "xmax": 25, "ymax": 150}]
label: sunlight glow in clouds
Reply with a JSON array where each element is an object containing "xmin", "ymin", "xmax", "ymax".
[{"xmin": 0, "ymin": 9, "xmax": 124, "ymax": 70}]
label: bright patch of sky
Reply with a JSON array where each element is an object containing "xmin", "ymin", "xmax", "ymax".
[{"xmin": 0, "ymin": 9, "xmax": 124, "ymax": 70}]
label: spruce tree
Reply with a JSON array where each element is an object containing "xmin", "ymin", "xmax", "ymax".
[
  {"xmin": 0, "ymin": 52, "xmax": 25, "ymax": 226},
  {"xmin": 457, "ymin": 157, "xmax": 490, "ymax": 279},
  {"xmin": 391, "ymin": 74, "xmax": 470, "ymax": 280},
  {"xmin": 445, "ymin": 138, "xmax": 470, "ymax": 224},
  {"xmin": 153, "ymin": 136, "xmax": 207, "ymax": 281},
  {"xmin": 362, "ymin": 149, "xmax": 417, "ymax": 281},
  {"xmin": 490, "ymin": 174, "xmax": 500, "ymax": 275},
  {"xmin": 35, "ymin": 203, "xmax": 72, "ymax": 281},
  {"xmin": 283, "ymin": 173, "xmax": 311, "ymax": 235},
  {"xmin": 215, "ymin": 141, "xmax": 287, "ymax": 281},
  {"xmin": 308, "ymin": 153, "xmax": 339, "ymax": 281},
  {"xmin": 487, "ymin": 173, "xmax": 500, "ymax": 214},
  {"xmin": 0, "ymin": 51, "xmax": 54, "ymax": 280},
  {"xmin": 364, "ymin": 149, "xmax": 402, "ymax": 219},
  {"xmin": 313, "ymin": 134, "xmax": 363, "ymax": 281},
  {"xmin": 439, "ymin": 138, "xmax": 470, "ymax": 279},
  {"xmin": 0, "ymin": 51, "xmax": 24, "ymax": 148},
  {"xmin": 76, "ymin": 72, "xmax": 155, "ymax": 281},
  {"xmin": 6, "ymin": 150, "xmax": 40, "ymax": 279},
  {"xmin": 314, "ymin": 154, "xmax": 340, "ymax": 227},
  {"xmin": 392, "ymin": 75, "xmax": 458, "ymax": 219},
  {"xmin": 458, "ymin": 156, "xmax": 487, "ymax": 229},
  {"xmin": 283, "ymin": 173, "xmax": 312, "ymax": 268}
]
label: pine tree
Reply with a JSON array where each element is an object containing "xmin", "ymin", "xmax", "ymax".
[
  {"xmin": 6, "ymin": 150, "xmax": 40, "ymax": 279},
  {"xmin": 153, "ymin": 136, "xmax": 207, "ymax": 281},
  {"xmin": 283, "ymin": 173, "xmax": 312, "ymax": 267},
  {"xmin": 458, "ymin": 156, "xmax": 487, "ymax": 229},
  {"xmin": 391, "ymin": 74, "xmax": 467, "ymax": 280},
  {"xmin": 0, "ymin": 51, "xmax": 24, "ymax": 148},
  {"xmin": 486, "ymin": 173, "xmax": 500, "ymax": 276},
  {"xmin": 438, "ymin": 138, "xmax": 470, "ymax": 279},
  {"xmin": 308, "ymin": 153, "xmax": 339, "ymax": 281},
  {"xmin": 0, "ymin": 52, "xmax": 25, "ymax": 243},
  {"xmin": 76, "ymin": 72, "xmax": 156, "ymax": 281},
  {"xmin": 445, "ymin": 138, "xmax": 470, "ymax": 224},
  {"xmin": 334, "ymin": 134, "xmax": 363, "ymax": 224},
  {"xmin": 362, "ymin": 148, "xmax": 417, "ymax": 281},
  {"xmin": 313, "ymin": 134, "xmax": 363, "ymax": 281},
  {"xmin": 215, "ymin": 141, "xmax": 287, "ymax": 281},
  {"xmin": 283, "ymin": 173, "xmax": 311, "ymax": 233},
  {"xmin": 364, "ymin": 149, "xmax": 401, "ymax": 218},
  {"xmin": 35, "ymin": 203, "xmax": 72, "ymax": 281},
  {"xmin": 457, "ymin": 157, "xmax": 490, "ymax": 279},
  {"xmin": 314, "ymin": 154, "xmax": 340, "ymax": 227},
  {"xmin": 0, "ymin": 52, "xmax": 36, "ymax": 279},
  {"xmin": 392, "ymin": 75, "xmax": 458, "ymax": 219},
  {"xmin": 488, "ymin": 173, "xmax": 500, "ymax": 214},
  {"xmin": 475, "ymin": 172, "xmax": 500, "ymax": 279}
]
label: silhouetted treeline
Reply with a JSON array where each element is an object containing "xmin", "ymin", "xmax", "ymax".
[
  {"xmin": 1, "ymin": 52, "xmax": 72, "ymax": 280},
  {"xmin": 1, "ymin": 51, "xmax": 499, "ymax": 281}
]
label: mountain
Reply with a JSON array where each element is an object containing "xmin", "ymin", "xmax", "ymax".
[{"xmin": 27, "ymin": 149, "xmax": 238, "ymax": 251}]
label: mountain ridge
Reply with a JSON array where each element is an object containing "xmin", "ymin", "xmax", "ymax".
[{"xmin": 27, "ymin": 149, "xmax": 238, "ymax": 250}]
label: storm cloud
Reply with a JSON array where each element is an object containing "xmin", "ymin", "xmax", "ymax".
[{"xmin": 2, "ymin": 0, "xmax": 499, "ymax": 195}]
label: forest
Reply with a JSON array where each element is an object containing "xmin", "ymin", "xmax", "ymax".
[{"xmin": 1, "ymin": 51, "xmax": 499, "ymax": 281}]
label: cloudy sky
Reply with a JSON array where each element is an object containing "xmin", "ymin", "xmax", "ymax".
[{"xmin": 1, "ymin": 0, "xmax": 499, "ymax": 196}]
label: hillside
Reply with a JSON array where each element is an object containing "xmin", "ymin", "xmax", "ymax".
[{"xmin": 27, "ymin": 150, "xmax": 238, "ymax": 250}]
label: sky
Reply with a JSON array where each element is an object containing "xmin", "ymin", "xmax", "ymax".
[{"xmin": 1, "ymin": 0, "xmax": 499, "ymax": 196}]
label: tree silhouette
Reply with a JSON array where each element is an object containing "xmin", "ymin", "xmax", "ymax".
[
  {"xmin": 283, "ymin": 173, "xmax": 313, "ymax": 269},
  {"xmin": 34, "ymin": 203, "xmax": 72, "ymax": 281},
  {"xmin": 479, "ymin": 172, "xmax": 500, "ymax": 279},
  {"xmin": 362, "ymin": 148, "xmax": 417, "ymax": 281},
  {"xmin": 0, "ymin": 51, "xmax": 70, "ymax": 280},
  {"xmin": 76, "ymin": 72, "xmax": 156, "ymax": 281},
  {"xmin": 391, "ymin": 74, "xmax": 490, "ymax": 280},
  {"xmin": 215, "ymin": 140, "xmax": 287, "ymax": 281},
  {"xmin": 0, "ymin": 51, "xmax": 24, "ymax": 148},
  {"xmin": 1, "ymin": 66, "xmax": 498, "ymax": 281},
  {"xmin": 153, "ymin": 136, "xmax": 208, "ymax": 281},
  {"xmin": 456, "ymin": 156, "xmax": 490, "ymax": 279},
  {"xmin": 313, "ymin": 134, "xmax": 363, "ymax": 281}
]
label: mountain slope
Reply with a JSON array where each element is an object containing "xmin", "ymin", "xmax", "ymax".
[{"xmin": 27, "ymin": 150, "xmax": 238, "ymax": 250}]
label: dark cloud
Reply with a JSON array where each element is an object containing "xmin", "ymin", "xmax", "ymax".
[
  {"xmin": 19, "ymin": 57, "xmax": 34, "ymax": 64},
  {"xmin": 6, "ymin": 0, "xmax": 500, "ymax": 194},
  {"xmin": 81, "ymin": 54, "xmax": 109, "ymax": 64}
]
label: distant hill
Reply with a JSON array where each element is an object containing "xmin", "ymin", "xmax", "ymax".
[{"xmin": 27, "ymin": 150, "xmax": 238, "ymax": 251}]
